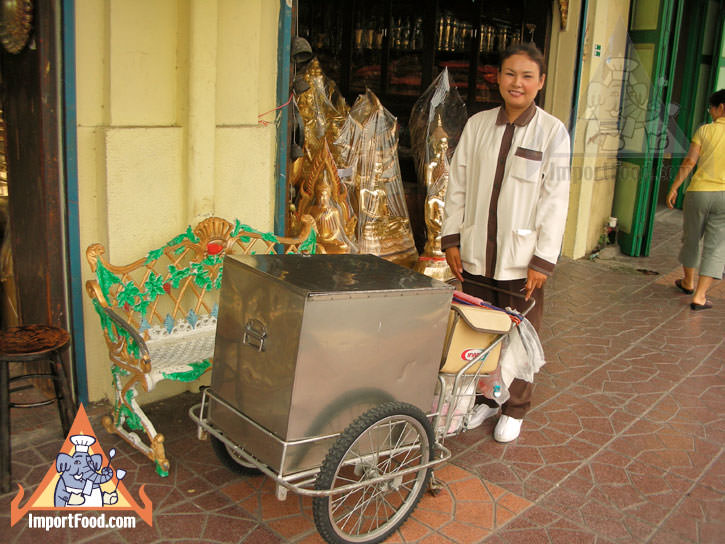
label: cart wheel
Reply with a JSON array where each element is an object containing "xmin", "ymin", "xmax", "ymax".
[
  {"xmin": 313, "ymin": 401, "xmax": 434, "ymax": 544},
  {"xmin": 210, "ymin": 436, "xmax": 262, "ymax": 475}
]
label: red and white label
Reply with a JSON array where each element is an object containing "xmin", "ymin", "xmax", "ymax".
[{"xmin": 460, "ymin": 349, "xmax": 484, "ymax": 361}]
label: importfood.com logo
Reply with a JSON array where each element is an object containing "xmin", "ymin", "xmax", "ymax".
[{"xmin": 10, "ymin": 404, "xmax": 152, "ymax": 530}]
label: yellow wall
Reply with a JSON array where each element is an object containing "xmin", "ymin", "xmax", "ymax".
[
  {"xmin": 562, "ymin": 0, "xmax": 631, "ymax": 259},
  {"xmin": 76, "ymin": 0, "xmax": 282, "ymax": 402}
]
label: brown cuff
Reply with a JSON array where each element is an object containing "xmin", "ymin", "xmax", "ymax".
[
  {"xmin": 440, "ymin": 233, "xmax": 460, "ymax": 251},
  {"xmin": 529, "ymin": 254, "xmax": 555, "ymax": 276}
]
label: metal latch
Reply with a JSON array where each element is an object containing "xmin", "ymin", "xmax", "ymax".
[{"xmin": 242, "ymin": 319, "xmax": 267, "ymax": 352}]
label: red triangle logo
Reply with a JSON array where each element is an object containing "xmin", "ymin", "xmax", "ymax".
[{"xmin": 10, "ymin": 404, "xmax": 153, "ymax": 526}]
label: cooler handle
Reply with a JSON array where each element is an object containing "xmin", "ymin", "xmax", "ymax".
[{"xmin": 242, "ymin": 318, "xmax": 267, "ymax": 352}]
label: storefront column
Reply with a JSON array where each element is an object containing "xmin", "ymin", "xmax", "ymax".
[{"xmin": 187, "ymin": 0, "xmax": 218, "ymax": 222}]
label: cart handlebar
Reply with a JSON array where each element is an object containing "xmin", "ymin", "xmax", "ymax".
[{"xmin": 448, "ymin": 277, "xmax": 536, "ymax": 319}]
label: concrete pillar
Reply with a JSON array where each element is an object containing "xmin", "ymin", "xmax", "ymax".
[{"xmin": 187, "ymin": 0, "xmax": 218, "ymax": 222}]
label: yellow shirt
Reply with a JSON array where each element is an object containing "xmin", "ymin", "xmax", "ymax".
[{"xmin": 688, "ymin": 117, "xmax": 725, "ymax": 192}]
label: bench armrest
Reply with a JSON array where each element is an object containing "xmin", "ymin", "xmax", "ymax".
[{"xmin": 87, "ymin": 279, "xmax": 151, "ymax": 372}]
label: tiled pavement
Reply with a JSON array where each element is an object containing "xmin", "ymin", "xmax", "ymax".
[{"xmin": 1, "ymin": 207, "xmax": 723, "ymax": 543}]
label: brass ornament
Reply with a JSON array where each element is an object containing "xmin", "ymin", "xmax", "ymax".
[
  {"xmin": 558, "ymin": 0, "xmax": 569, "ymax": 30},
  {"xmin": 0, "ymin": 0, "xmax": 33, "ymax": 54}
]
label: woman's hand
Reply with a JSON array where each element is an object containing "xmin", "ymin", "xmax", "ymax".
[
  {"xmin": 666, "ymin": 188, "xmax": 679, "ymax": 209},
  {"xmin": 525, "ymin": 268, "xmax": 547, "ymax": 301},
  {"xmin": 445, "ymin": 247, "xmax": 464, "ymax": 282}
]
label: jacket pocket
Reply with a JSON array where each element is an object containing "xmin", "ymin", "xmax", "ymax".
[
  {"xmin": 509, "ymin": 228, "xmax": 537, "ymax": 268},
  {"xmin": 509, "ymin": 152, "xmax": 543, "ymax": 182},
  {"xmin": 460, "ymin": 224, "xmax": 484, "ymax": 265},
  {"xmin": 514, "ymin": 146, "xmax": 543, "ymax": 161}
]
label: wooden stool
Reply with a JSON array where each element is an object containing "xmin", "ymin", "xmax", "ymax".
[{"xmin": 0, "ymin": 325, "xmax": 76, "ymax": 493}]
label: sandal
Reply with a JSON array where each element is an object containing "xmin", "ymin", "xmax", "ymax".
[
  {"xmin": 675, "ymin": 279, "xmax": 694, "ymax": 295},
  {"xmin": 690, "ymin": 300, "xmax": 713, "ymax": 311}
]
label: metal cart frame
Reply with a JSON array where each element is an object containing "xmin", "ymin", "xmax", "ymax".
[{"xmin": 190, "ymin": 285, "xmax": 533, "ymax": 544}]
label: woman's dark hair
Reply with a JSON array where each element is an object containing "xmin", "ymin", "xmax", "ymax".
[
  {"xmin": 709, "ymin": 89, "xmax": 725, "ymax": 107},
  {"xmin": 498, "ymin": 43, "xmax": 546, "ymax": 76}
]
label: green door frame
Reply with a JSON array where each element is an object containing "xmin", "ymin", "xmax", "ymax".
[
  {"xmin": 641, "ymin": 0, "xmax": 684, "ymax": 255},
  {"xmin": 614, "ymin": 0, "xmax": 680, "ymax": 256},
  {"xmin": 711, "ymin": 5, "xmax": 725, "ymax": 90}
]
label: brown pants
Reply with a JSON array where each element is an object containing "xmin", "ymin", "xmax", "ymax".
[{"xmin": 461, "ymin": 271, "xmax": 543, "ymax": 420}]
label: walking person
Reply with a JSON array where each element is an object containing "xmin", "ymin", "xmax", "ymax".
[
  {"xmin": 441, "ymin": 43, "xmax": 570, "ymax": 442},
  {"xmin": 667, "ymin": 89, "xmax": 725, "ymax": 310}
]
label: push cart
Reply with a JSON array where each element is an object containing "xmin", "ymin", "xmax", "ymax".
[{"xmin": 189, "ymin": 253, "xmax": 532, "ymax": 544}]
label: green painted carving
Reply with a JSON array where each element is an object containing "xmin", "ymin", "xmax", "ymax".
[
  {"xmin": 116, "ymin": 280, "xmax": 150, "ymax": 314},
  {"xmin": 95, "ymin": 260, "xmax": 121, "ymax": 301},
  {"xmin": 111, "ymin": 365, "xmax": 130, "ymax": 378},
  {"xmin": 121, "ymin": 390, "xmax": 144, "ymax": 432},
  {"xmin": 92, "ymin": 299, "xmax": 117, "ymax": 343},
  {"xmin": 155, "ymin": 461, "xmax": 169, "ymax": 478},
  {"xmin": 162, "ymin": 360, "xmax": 212, "ymax": 382},
  {"xmin": 201, "ymin": 254, "xmax": 224, "ymax": 267},
  {"xmin": 167, "ymin": 264, "xmax": 193, "ymax": 288},
  {"xmin": 144, "ymin": 247, "xmax": 164, "ymax": 264},
  {"xmin": 167, "ymin": 225, "xmax": 200, "ymax": 247},
  {"xmin": 91, "ymin": 299, "xmax": 140, "ymax": 359},
  {"xmin": 299, "ymin": 230, "xmax": 317, "ymax": 254},
  {"xmin": 143, "ymin": 272, "xmax": 166, "ymax": 301}
]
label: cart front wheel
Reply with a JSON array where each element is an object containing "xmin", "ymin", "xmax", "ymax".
[
  {"xmin": 313, "ymin": 401, "xmax": 434, "ymax": 544},
  {"xmin": 210, "ymin": 436, "xmax": 262, "ymax": 475}
]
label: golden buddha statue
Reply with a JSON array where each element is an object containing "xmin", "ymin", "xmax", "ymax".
[
  {"xmin": 295, "ymin": 140, "xmax": 357, "ymax": 252},
  {"xmin": 290, "ymin": 59, "xmax": 351, "ymax": 238},
  {"xmin": 414, "ymin": 114, "xmax": 454, "ymax": 281},
  {"xmin": 298, "ymin": 58, "xmax": 350, "ymax": 162},
  {"xmin": 309, "ymin": 175, "xmax": 356, "ymax": 254}
]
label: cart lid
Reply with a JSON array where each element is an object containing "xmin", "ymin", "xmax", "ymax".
[{"xmin": 225, "ymin": 253, "xmax": 453, "ymax": 296}]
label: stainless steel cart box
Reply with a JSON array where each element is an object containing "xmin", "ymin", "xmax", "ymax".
[{"xmin": 209, "ymin": 253, "xmax": 453, "ymax": 476}]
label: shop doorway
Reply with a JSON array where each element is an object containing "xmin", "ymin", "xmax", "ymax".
[
  {"xmin": 666, "ymin": 1, "xmax": 725, "ymax": 207},
  {"xmin": 613, "ymin": 0, "xmax": 724, "ymax": 257},
  {"xmin": 0, "ymin": 3, "xmax": 76, "ymax": 398}
]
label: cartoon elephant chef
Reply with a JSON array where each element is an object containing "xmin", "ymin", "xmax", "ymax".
[{"xmin": 54, "ymin": 434, "xmax": 118, "ymax": 507}]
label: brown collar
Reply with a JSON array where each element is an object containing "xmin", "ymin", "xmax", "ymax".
[{"xmin": 495, "ymin": 102, "xmax": 537, "ymax": 126}]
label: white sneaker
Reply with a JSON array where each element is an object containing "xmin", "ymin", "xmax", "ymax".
[
  {"xmin": 494, "ymin": 415, "xmax": 522, "ymax": 442},
  {"xmin": 466, "ymin": 404, "xmax": 499, "ymax": 430}
]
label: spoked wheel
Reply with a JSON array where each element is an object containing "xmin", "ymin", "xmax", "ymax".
[
  {"xmin": 313, "ymin": 401, "xmax": 434, "ymax": 544},
  {"xmin": 210, "ymin": 435, "xmax": 262, "ymax": 475}
]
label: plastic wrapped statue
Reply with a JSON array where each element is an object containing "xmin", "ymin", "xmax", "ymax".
[
  {"xmin": 335, "ymin": 89, "xmax": 418, "ymax": 267},
  {"xmin": 296, "ymin": 58, "xmax": 349, "ymax": 165},
  {"xmin": 409, "ymin": 69, "xmax": 467, "ymax": 280}
]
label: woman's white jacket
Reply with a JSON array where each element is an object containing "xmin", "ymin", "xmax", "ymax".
[{"xmin": 441, "ymin": 106, "xmax": 571, "ymax": 280}]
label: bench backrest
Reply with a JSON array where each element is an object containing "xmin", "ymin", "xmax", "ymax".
[{"xmin": 86, "ymin": 216, "xmax": 318, "ymax": 342}]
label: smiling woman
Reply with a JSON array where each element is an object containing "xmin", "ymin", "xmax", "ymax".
[
  {"xmin": 497, "ymin": 47, "xmax": 546, "ymax": 121},
  {"xmin": 440, "ymin": 42, "xmax": 571, "ymax": 443}
]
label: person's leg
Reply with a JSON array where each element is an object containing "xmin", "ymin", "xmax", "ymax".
[
  {"xmin": 692, "ymin": 276, "xmax": 715, "ymax": 306},
  {"xmin": 681, "ymin": 266, "xmax": 697, "ymax": 291},
  {"xmin": 501, "ymin": 379, "xmax": 533, "ymax": 418},
  {"xmin": 692, "ymin": 192, "xmax": 725, "ymax": 306},
  {"xmin": 461, "ymin": 272, "xmax": 543, "ymax": 420},
  {"xmin": 678, "ymin": 192, "xmax": 707, "ymax": 290}
]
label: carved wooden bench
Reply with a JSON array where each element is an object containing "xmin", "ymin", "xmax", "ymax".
[{"xmin": 85, "ymin": 216, "xmax": 319, "ymax": 476}]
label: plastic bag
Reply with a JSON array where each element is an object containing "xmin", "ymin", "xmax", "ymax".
[
  {"xmin": 334, "ymin": 89, "xmax": 418, "ymax": 267},
  {"xmin": 475, "ymin": 361, "xmax": 511, "ymax": 405},
  {"xmin": 432, "ymin": 375, "xmax": 477, "ymax": 435}
]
